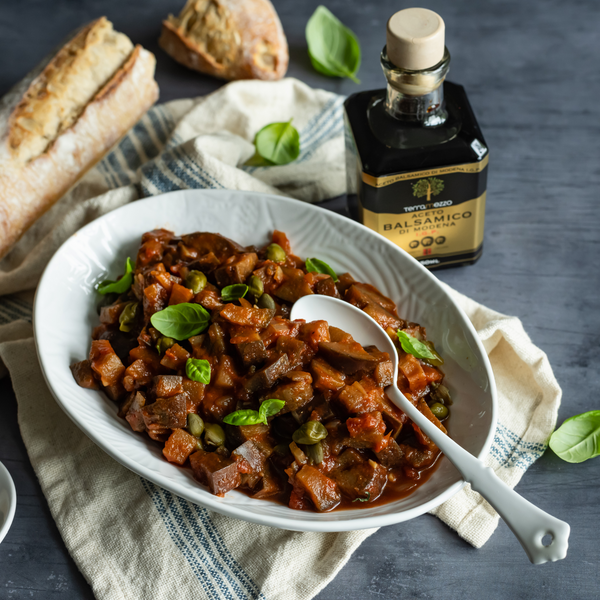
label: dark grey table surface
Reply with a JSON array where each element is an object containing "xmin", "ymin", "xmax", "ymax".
[{"xmin": 1, "ymin": 0, "xmax": 599, "ymax": 598}]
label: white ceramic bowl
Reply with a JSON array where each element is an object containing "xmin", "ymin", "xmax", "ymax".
[
  {"xmin": 0, "ymin": 461, "xmax": 17, "ymax": 544},
  {"xmin": 34, "ymin": 189, "xmax": 497, "ymax": 532}
]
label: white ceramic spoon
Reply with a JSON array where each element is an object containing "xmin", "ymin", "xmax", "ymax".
[{"xmin": 290, "ymin": 295, "xmax": 570, "ymax": 564}]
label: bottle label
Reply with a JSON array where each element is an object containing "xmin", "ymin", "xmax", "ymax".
[{"xmin": 358, "ymin": 154, "xmax": 488, "ymax": 268}]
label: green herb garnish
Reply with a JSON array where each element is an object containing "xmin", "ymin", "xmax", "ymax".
[
  {"xmin": 247, "ymin": 119, "xmax": 301, "ymax": 166},
  {"xmin": 305, "ymin": 257, "xmax": 339, "ymax": 281},
  {"xmin": 221, "ymin": 284, "xmax": 249, "ymax": 302},
  {"xmin": 397, "ymin": 330, "xmax": 444, "ymax": 365},
  {"xmin": 150, "ymin": 303, "xmax": 211, "ymax": 341},
  {"xmin": 97, "ymin": 257, "xmax": 134, "ymax": 295},
  {"xmin": 223, "ymin": 399, "xmax": 286, "ymax": 426},
  {"xmin": 306, "ymin": 6, "xmax": 361, "ymax": 83},
  {"xmin": 185, "ymin": 358, "xmax": 211, "ymax": 384},
  {"xmin": 352, "ymin": 492, "xmax": 371, "ymax": 503},
  {"xmin": 549, "ymin": 410, "xmax": 600, "ymax": 463}
]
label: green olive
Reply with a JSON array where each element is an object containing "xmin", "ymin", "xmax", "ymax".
[
  {"xmin": 292, "ymin": 421, "xmax": 328, "ymax": 445},
  {"xmin": 187, "ymin": 413, "xmax": 205, "ymax": 438},
  {"xmin": 204, "ymin": 423, "xmax": 226, "ymax": 446},
  {"xmin": 257, "ymin": 293, "xmax": 276, "ymax": 310},
  {"xmin": 185, "ymin": 270, "xmax": 207, "ymax": 294},
  {"xmin": 429, "ymin": 402, "xmax": 449, "ymax": 420},
  {"xmin": 247, "ymin": 275, "xmax": 264, "ymax": 300},
  {"xmin": 304, "ymin": 441, "xmax": 324, "ymax": 465},
  {"xmin": 266, "ymin": 243, "xmax": 287, "ymax": 263},
  {"xmin": 156, "ymin": 336, "xmax": 175, "ymax": 356},
  {"xmin": 119, "ymin": 302, "xmax": 139, "ymax": 333}
]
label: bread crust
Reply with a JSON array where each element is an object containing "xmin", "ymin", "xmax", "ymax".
[
  {"xmin": 0, "ymin": 20, "xmax": 159, "ymax": 260},
  {"xmin": 159, "ymin": 0, "xmax": 288, "ymax": 81}
]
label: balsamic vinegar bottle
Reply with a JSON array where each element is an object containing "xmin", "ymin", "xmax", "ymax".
[{"xmin": 344, "ymin": 8, "xmax": 489, "ymax": 269}]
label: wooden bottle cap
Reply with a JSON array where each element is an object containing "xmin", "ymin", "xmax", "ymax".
[{"xmin": 386, "ymin": 8, "xmax": 445, "ymax": 71}]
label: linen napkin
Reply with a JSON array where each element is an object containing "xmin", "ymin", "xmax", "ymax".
[{"xmin": 0, "ymin": 78, "xmax": 562, "ymax": 599}]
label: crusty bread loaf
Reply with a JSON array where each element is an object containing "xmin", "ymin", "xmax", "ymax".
[
  {"xmin": 0, "ymin": 17, "xmax": 159, "ymax": 259},
  {"xmin": 159, "ymin": 0, "xmax": 288, "ymax": 81}
]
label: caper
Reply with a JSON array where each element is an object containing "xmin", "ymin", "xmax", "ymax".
[
  {"xmin": 257, "ymin": 293, "xmax": 276, "ymax": 310},
  {"xmin": 204, "ymin": 423, "xmax": 226, "ymax": 446},
  {"xmin": 185, "ymin": 270, "xmax": 207, "ymax": 294},
  {"xmin": 194, "ymin": 437, "xmax": 204, "ymax": 451},
  {"xmin": 304, "ymin": 441, "xmax": 324, "ymax": 465},
  {"xmin": 187, "ymin": 413, "xmax": 205, "ymax": 438},
  {"xmin": 118, "ymin": 302, "xmax": 139, "ymax": 333},
  {"xmin": 247, "ymin": 275, "xmax": 264, "ymax": 300},
  {"xmin": 156, "ymin": 336, "xmax": 175, "ymax": 355},
  {"xmin": 266, "ymin": 243, "xmax": 287, "ymax": 263},
  {"xmin": 429, "ymin": 402, "xmax": 449, "ymax": 420},
  {"xmin": 292, "ymin": 420, "xmax": 328, "ymax": 445},
  {"xmin": 430, "ymin": 383, "xmax": 453, "ymax": 405}
]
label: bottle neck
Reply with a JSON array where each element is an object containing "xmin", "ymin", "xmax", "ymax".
[{"xmin": 381, "ymin": 47, "xmax": 450, "ymax": 127}]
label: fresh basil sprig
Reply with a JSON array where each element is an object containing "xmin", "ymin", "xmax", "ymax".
[
  {"xmin": 221, "ymin": 284, "xmax": 249, "ymax": 302},
  {"xmin": 247, "ymin": 119, "xmax": 301, "ymax": 167},
  {"xmin": 549, "ymin": 410, "xmax": 600, "ymax": 463},
  {"xmin": 97, "ymin": 257, "xmax": 134, "ymax": 295},
  {"xmin": 397, "ymin": 330, "xmax": 444, "ymax": 365},
  {"xmin": 306, "ymin": 6, "xmax": 361, "ymax": 83},
  {"xmin": 352, "ymin": 491, "xmax": 370, "ymax": 503},
  {"xmin": 305, "ymin": 257, "xmax": 339, "ymax": 281},
  {"xmin": 150, "ymin": 303, "xmax": 211, "ymax": 340},
  {"xmin": 186, "ymin": 358, "xmax": 211, "ymax": 384},
  {"xmin": 223, "ymin": 399, "xmax": 285, "ymax": 426}
]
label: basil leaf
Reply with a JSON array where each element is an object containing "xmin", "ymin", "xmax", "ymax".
[
  {"xmin": 150, "ymin": 303, "xmax": 211, "ymax": 341},
  {"xmin": 254, "ymin": 120, "xmax": 300, "ymax": 166},
  {"xmin": 97, "ymin": 257, "xmax": 134, "ymax": 295},
  {"xmin": 244, "ymin": 152, "xmax": 275, "ymax": 167},
  {"xmin": 305, "ymin": 257, "xmax": 339, "ymax": 281},
  {"xmin": 185, "ymin": 358, "xmax": 211, "ymax": 384},
  {"xmin": 397, "ymin": 330, "xmax": 443, "ymax": 364},
  {"xmin": 306, "ymin": 6, "xmax": 361, "ymax": 83},
  {"xmin": 259, "ymin": 399, "xmax": 286, "ymax": 421},
  {"xmin": 549, "ymin": 410, "xmax": 600, "ymax": 463},
  {"xmin": 221, "ymin": 284, "xmax": 248, "ymax": 302},
  {"xmin": 352, "ymin": 491, "xmax": 370, "ymax": 502},
  {"xmin": 223, "ymin": 410, "xmax": 265, "ymax": 426}
]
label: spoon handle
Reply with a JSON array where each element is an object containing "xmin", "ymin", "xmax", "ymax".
[{"xmin": 387, "ymin": 386, "xmax": 570, "ymax": 564}]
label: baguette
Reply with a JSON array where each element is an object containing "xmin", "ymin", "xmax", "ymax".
[
  {"xmin": 0, "ymin": 17, "xmax": 159, "ymax": 260},
  {"xmin": 159, "ymin": 0, "xmax": 288, "ymax": 81}
]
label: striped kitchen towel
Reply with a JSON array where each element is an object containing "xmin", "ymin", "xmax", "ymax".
[{"xmin": 0, "ymin": 78, "xmax": 561, "ymax": 600}]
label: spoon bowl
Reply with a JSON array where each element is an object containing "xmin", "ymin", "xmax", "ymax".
[{"xmin": 291, "ymin": 294, "xmax": 570, "ymax": 564}]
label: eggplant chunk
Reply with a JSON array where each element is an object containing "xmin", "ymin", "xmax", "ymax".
[
  {"xmin": 267, "ymin": 371, "xmax": 313, "ymax": 414},
  {"xmin": 214, "ymin": 253, "xmax": 258, "ymax": 286},
  {"xmin": 189, "ymin": 450, "xmax": 241, "ymax": 496},
  {"xmin": 244, "ymin": 353, "xmax": 291, "ymax": 394},
  {"xmin": 332, "ymin": 459, "xmax": 387, "ymax": 502},
  {"xmin": 142, "ymin": 394, "xmax": 187, "ymax": 428},
  {"xmin": 180, "ymin": 232, "xmax": 245, "ymax": 259},
  {"xmin": 295, "ymin": 465, "xmax": 341, "ymax": 512},
  {"xmin": 232, "ymin": 440, "xmax": 267, "ymax": 474},
  {"xmin": 317, "ymin": 341, "xmax": 385, "ymax": 375},
  {"xmin": 236, "ymin": 339, "xmax": 269, "ymax": 368}
]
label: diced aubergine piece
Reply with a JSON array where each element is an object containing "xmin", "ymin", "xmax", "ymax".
[
  {"xmin": 231, "ymin": 440, "xmax": 267, "ymax": 474},
  {"xmin": 328, "ymin": 326, "xmax": 353, "ymax": 344},
  {"xmin": 99, "ymin": 302, "xmax": 128, "ymax": 325},
  {"xmin": 363, "ymin": 302, "xmax": 403, "ymax": 331},
  {"xmin": 98, "ymin": 329, "xmax": 139, "ymax": 365},
  {"xmin": 236, "ymin": 339, "xmax": 269, "ymax": 368},
  {"xmin": 344, "ymin": 283, "xmax": 398, "ymax": 313},
  {"xmin": 152, "ymin": 375, "xmax": 184, "ymax": 398},
  {"xmin": 122, "ymin": 359, "xmax": 154, "ymax": 392},
  {"xmin": 160, "ymin": 343, "xmax": 191, "ymax": 371},
  {"xmin": 375, "ymin": 437, "xmax": 406, "ymax": 468},
  {"xmin": 315, "ymin": 277, "xmax": 341, "ymax": 298},
  {"xmin": 214, "ymin": 252, "xmax": 258, "ymax": 286},
  {"xmin": 180, "ymin": 232, "xmax": 245, "ymax": 260},
  {"xmin": 274, "ymin": 275, "xmax": 313, "ymax": 303},
  {"xmin": 182, "ymin": 378, "xmax": 205, "ymax": 412},
  {"xmin": 298, "ymin": 320, "xmax": 330, "ymax": 351},
  {"xmin": 219, "ymin": 305, "xmax": 275, "ymax": 329},
  {"xmin": 317, "ymin": 341, "xmax": 384, "ymax": 375},
  {"xmin": 214, "ymin": 355, "xmax": 237, "ymax": 389},
  {"xmin": 189, "ymin": 450, "xmax": 242, "ymax": 496},
  {"xmin": 275, "ymin": 335, "xmax": 314, "ymax": 370},
  {"xmin": 89, "ymin": 339, "xmax": 125, "ymax": 387},
  {"xmin": 163, "ymin": 429, "xmax": 198, "ymax": 465},
  {"xmin": 346, "ymin": 411, "xmax": 388, "ymax": 451},
  {"xmin": 125, "ymin": 391, "xmax": 147, "ymax": 432},
  {"xmin": 226, "ymin": 423, "xmax": 269, "ymax": 446},
  {"xmin": 208, "ymin": 323, "xmax": 228, "ymax": 357},
  {"xmin": 398, "ymin": 353, "xmax": 428, "ymax": 395},
  {"xmin": 337, "ymin": 381, "xmax": 370, "ymax": 414},
  {"xmin": 333, "ymin": 459, "xmax": 387, "ymax": 502},
  {"xmin": 70, "ymin": 359, "xmax": 99, "ymax": 390},
  {"xmin": 267, "ymin": 371, "xmax": 313, "ymax": 414},
  {"xmin": 295, "ymin": 465, "xmax": 341, "ymax": 512},
  {"xmin": 142, "ymin": 394, "xmax": 187, "ymax": 429},
  {"xmin": 168, "ymin": 283, "xmax": 194, "ymax": 306},
  {"xmin": 104, "ymin": 381, "xmax": 126, "ymax": 402},
  {"xmin": 244, "ymin": 353, "xmax": 291, "ymax": 394},
  {"xmin": 118, "ymin": 391, "xmax": 137, "ymax": 418},
  {"xmin": 143, "ymin": 282, "xmax": 168, "ymax": 319},
  {"xmin": 252, "ymin": 464, "xmax": 284, "ymax": 499}
]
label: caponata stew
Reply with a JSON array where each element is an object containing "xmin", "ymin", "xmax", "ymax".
[{"xmin": 71, "ymin": 229, "xmax": 452, "ymax": 512}]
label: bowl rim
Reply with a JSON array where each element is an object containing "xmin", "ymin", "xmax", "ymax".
[
  {"xmin": 0, "ymin": 460, "xmax": 17, "ymax": 545},
  {"xmin": 33, "ymin": 189, "xmax": 497, "ymax": 532}
]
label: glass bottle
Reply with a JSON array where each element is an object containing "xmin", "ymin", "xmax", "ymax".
[{"xmin": 344, "ymin": 8, "xmax": 489, "ymax": 269}]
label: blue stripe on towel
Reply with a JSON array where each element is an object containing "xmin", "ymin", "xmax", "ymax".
[
  {"xmin": 490, "ymin": 423, "xmax": 547, "ymax": 469},
  {"xmin": 141, "ymin": 480, "xmax": 265, "ymax": 600}
]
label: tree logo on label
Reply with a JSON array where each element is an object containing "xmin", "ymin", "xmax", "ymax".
[{"xmin": 411, "ymin": 177, "xmax": 444, "ymax": 201}]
